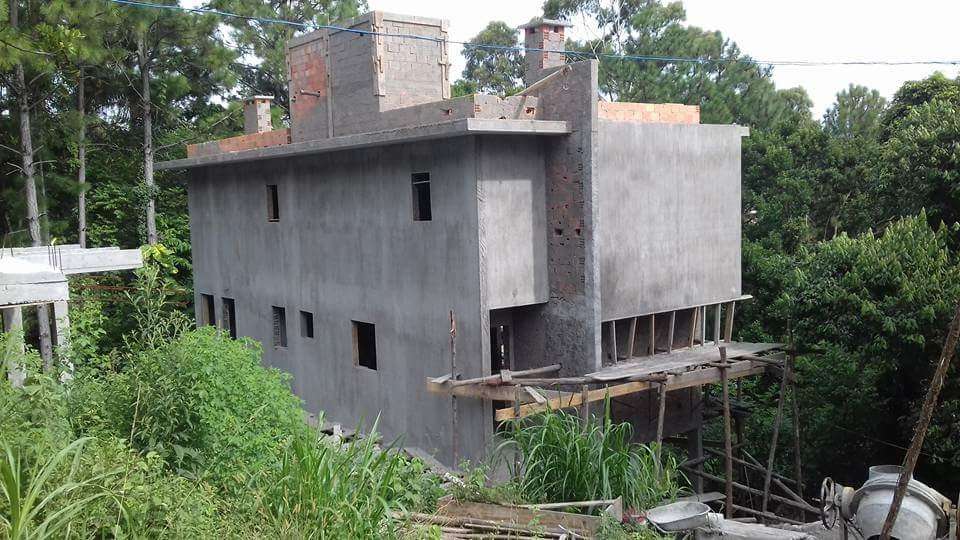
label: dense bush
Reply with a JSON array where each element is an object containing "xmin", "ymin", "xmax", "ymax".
[
  {"xmin": 72, "ymin": 328, "xmax": 309, "ymax": 493},
  {"xmin": 499, "ymin": 408, "xmax": 685, "ymax": 512}
]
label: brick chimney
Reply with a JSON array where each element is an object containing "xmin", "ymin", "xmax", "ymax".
[
  {"xmin": 243, "ymin": 96, "xmax": 273, "ymax": 134},
  {"xmin": 520, "ymin": 18, "xmax": 572, "ymax": 86}
]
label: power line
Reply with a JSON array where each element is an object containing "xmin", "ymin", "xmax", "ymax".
[{"xmin": 108, "ymin": 0, "xmax": 960, "ymax": 69}]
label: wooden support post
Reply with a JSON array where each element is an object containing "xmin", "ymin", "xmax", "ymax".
[
  {"xmin": 761, "ymin": 353, "xmax": 791, "ymax": 519},
  {"xmin": 667, "ymin": 311, "xmax": 676, "ymax": 353},
  {"xmin": 791, "ymin": 368, "xmax": 804, "ymax": 500},
  {"xmin": 701, "ymin": 306, "xmax": 707, "ymax": 346},
  {"xmin": 713, "ymin": 305, "xmax": 722, "ymax": 345},
  {"xmin": 605, "ymin": 320, "xmax": 617, "ymax": 363},
  {"xmin": 879, "ymin": 303, "xmax": 960, "ymax": 540},
  {"xmin": 720, "ymin": 346, "xmax": 734, "ymax": 518},
  {"xmin": 723, "ymin": 301, "xmax": 735, "ymax": 342},
  {"xmin": 625, "ymin": 317, "xmax": 638, "ymax": 359},
  {"xmin": 647, "ymin": 314, "xmax": 655, "ymax": 356},
  {"xmin": 580, "ymin": 385, "xmax": 590, "ymax": 425},
  {"xmin": 686, "ymin": 424, "xmax": 704, "ymax": 493},
  {"xmin": 655, "ymin": 381, "xmax": 668, "ymax": 475},
  {"xmin": 688, "ymin": 308, "xmax": 699, "ymax": 348}
]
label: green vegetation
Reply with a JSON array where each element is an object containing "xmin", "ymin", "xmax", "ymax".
[
  {"xmin": 4, "ymin": 0, "xmax": 960, "ymax": 532},
  {"xmin": 500, "ymin": 407, "xmax": 685, "ymax": 511}
]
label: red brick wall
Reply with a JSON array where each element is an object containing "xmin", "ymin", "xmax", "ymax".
[
  {"xmin": 598, "ymin": 102, "xmax": 700, "ymax": 124},
  {"xmin": 187, "ymin": 129, "xmax": 291, "ymax": 158}
]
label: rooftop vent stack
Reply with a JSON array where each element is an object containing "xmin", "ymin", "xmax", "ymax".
[
  {"xmin": 520, "ymin": 18, "xmax": 572, "ymax": 87},
  {"xmin": 243, "ymin": 96, "xmax": 273, "ymax": 134}
]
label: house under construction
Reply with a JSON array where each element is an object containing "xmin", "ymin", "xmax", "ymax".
[{"xmin": 158, "ymin": 11, "xmax": 783, "ymax": 471}]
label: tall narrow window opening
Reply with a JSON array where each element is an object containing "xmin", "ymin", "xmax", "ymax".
[
  {"xmin": 300, "ymin": 310, "xmax": 314, "ymax": 338},
  {"xmin": 200, "ymin": 294, "xmax": 216, "ymax": 327},
  {"xmin": 272, "ymin": 306, "xmax": 287, "ymax": 347},
  {"xmin": 411, "ymin": 172, "xmax": 432, "ymax": 221},
  {"xmin": 267, "ymin": 184, "xmax": 280, "ymax": 222},
  {"xmin": 222, "ymin": 298, "xmax": 237, "ymax": 339},
  {"xmin": 352, "ymin": 321, "xmax": 377, "ymax": 370}
]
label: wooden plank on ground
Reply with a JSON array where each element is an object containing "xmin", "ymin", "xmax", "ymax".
[{"xmin": 435, "ymin": 499, "xmax": 599, "ymax": 535}]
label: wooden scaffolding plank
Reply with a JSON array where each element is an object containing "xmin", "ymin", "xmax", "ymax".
[{"xmin": 494, "ymin": 359, "xmax": 768, "ymax": 421}]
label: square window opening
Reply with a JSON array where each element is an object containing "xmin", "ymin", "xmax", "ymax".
[
  {"xmin": 352, "ymin": 320, "xmax": 377, "ymax": 370},
  {"xmin": 300, "ymin": 310, "xmax": 314, "ymax": 339},
  {"xmin": 200, "ymin": 294, "xmax": 216, "ymax": 327},
  {"xmin": 222, "ymin": 297, "xmax": 237, "ymax": 339},
  {"xmin": 267, "ymin": 184, "xmax": 280, "ymax": 222},
  {"xmin": 272, "ymin": 306, "xmax": 287, "ymax": 348},
  {"xmin": 411, "ymin": 172, "xmax": 432, "ymax": 221}
]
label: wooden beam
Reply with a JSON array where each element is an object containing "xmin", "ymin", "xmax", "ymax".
[
  {"xmin": 724, "ymin": 301, "xmax": 736, "ymax": 342},
  {"xmin": 688, "ymin": 308, "xmax": 699, "ymax": 348},
  {"xmin": 625, "ymin": 317, "xmax": 638, "ymax": 359},
  {"xmin": 720, "ymin": 346, "xmax": 734, "ymax": 519},
  {"xmin": 667, "ymin": 311, "xmax": 676, "ymax": 353},
  {"xmin": 713, "ymin": 304, "xmax": 722, "ymax": 345},
  {"xmin": 494, "ymin": 360, "xmax": 767, "ymax": 421},
  {"xmin": 450, "ymin": 364, "xmax": 561, "ymax": 387},
  {"xmin": 647, "ymin": 314, "xmax": 656, "ymax": 355}
]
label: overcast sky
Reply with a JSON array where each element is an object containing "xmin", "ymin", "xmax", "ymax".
[{"xmin": 366, "ymin": 0, "xmax": 960, "ymax": 118}]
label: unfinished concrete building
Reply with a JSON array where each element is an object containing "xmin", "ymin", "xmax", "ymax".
[{"xmin": 159, "ymin": 12, "xmax": 778, "ymax": 467}]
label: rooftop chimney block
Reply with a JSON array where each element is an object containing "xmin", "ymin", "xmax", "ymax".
[
  {"xmin": 243, "ymin": 96, "xmax": 274, "ymax": 134},
  {"xmin": 520, "ymin": 18, "xmax": 572, "ymax": 86}
]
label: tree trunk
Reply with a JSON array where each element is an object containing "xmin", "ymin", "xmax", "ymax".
[
  {"xmin": 138, "ymin": 34, "xmax": 157, "ymax": 245},
  {"xmin": 10, "ymin": 0, "xmax": 55, "ymax": 368},
  {"xmin": 78, "ymin": 67, "xmax": 87, "ymax": 248}
]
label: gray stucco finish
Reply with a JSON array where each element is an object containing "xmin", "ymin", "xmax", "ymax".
[
  {"xmin": 189, "ymin": 137, "xmax": 489, "ymax": 464},
  {"xmin": 596, "ymin": 121, "xmax": 746, "ymax": 321}
]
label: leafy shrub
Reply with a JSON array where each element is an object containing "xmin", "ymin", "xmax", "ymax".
[
  {"xmin": 100, "ymin": 328, "xmax": 308, "ymax": 492},
  {"xmin": 499, "ymin": 408, "xmax": 685, "ymax": 512},
  {"xmin": 258, "ymin": 422, "xmax": 442, "ymax": 538}
]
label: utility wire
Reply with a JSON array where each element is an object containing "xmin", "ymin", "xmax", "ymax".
[{"xmin": 108, "ymin": 0, "xmax": 960, "ymax": 68}]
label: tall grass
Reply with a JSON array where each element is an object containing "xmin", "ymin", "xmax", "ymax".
[
  {"xmin": 0, "ymin": 438, "xmax": 122, "ymax": 540},
  {"xmin": 258, "ymin": 420, "xmax": 440, "ymax": 539},
  {"xmin": 498, "ymin": 407, "xmax": 685, "ymax": 511}
]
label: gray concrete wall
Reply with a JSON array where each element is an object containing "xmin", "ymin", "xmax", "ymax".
[
  {"xmin": 477, "ymin": 135, "xmax": 549, "ymax": 310},
  {"xmin": 188, "ymin": 136, "xmax": 489, "ymax": 464},
  {"xmin": 596, "ymin": 121, "xmax": 745, "ymax": 321}
]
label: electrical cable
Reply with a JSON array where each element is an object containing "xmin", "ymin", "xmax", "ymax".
[{"xmin": 107, "ymin": 0, "xmax": 960, "ymax": 68}]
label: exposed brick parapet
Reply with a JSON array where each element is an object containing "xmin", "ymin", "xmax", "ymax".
[
  {"xmin": 187, "ymin": 129, "xmax": 291, "ymax": 158},
  {"xmin": 598, "ymin": 102, "xmax": 700, "ymax": 124}
]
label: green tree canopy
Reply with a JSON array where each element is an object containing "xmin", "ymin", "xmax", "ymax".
[
  {"xmin": 458, "ymin": 21, "xmax": 523, "ymax": 96},
  {"xmin": 823, "ymin": 84, "xmax": 887, "ymax": 139}
]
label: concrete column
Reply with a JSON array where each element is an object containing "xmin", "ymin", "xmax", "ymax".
[
  {"xmin": 2, "ymin": 306, "xmax": 26, "ymax": 387},
  {"xmin": 53, "ymin": 301, "xmax": 74, "ymax": 381}
]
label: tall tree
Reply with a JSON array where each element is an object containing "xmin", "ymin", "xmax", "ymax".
[
  {"xmin": 208, "ymin": 0, "xmax": 366, "ymax": 115},
  {"xmin": 541, "ymin": 0, "xmax": 810, "ymax": 129},
  {"xmin": 823, "ymin": 84, "xmax": 887, "ymax": 139},
  {"xmin": 112, "ymin": 0, "xmax": 236, "ymax": 245},
  {"xmin": 458, "ymin": 21, "xmax": 523, "ymax": 96}
]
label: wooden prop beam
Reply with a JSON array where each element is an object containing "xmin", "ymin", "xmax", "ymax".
[{"xmin": 494, "ymin": 359, "xmax": 767, "ymax": 421}]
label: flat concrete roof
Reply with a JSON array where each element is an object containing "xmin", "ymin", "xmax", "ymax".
[{"xmin": 157, "ymin": 118, "xmax": 571, "ymax": 171}]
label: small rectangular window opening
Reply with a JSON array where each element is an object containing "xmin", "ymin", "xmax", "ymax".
[
  {"xmin": 411, "ymin": 172, "xmax": 432, "ymax": 221},
  {"xmin": 222, "ymin": 298, "xmax": 237, "ymax": 339},
  {"xmin": 267, "ymin": 184, "xmax": 280, "ymax": 222},
  {"xmin": 200, "ymin": 294, "xmax": 216, "ymax": 327},
  {"xmin": 272, "ymin": 306, "xmax": 287, "ymax": 348},
  {"xmin": 300, "ymin": 310, "xmax": 314, "ymax": 339},
  {"xmin": 352, "ymin": 320, "xmax": 377, "ymax": 370}
]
